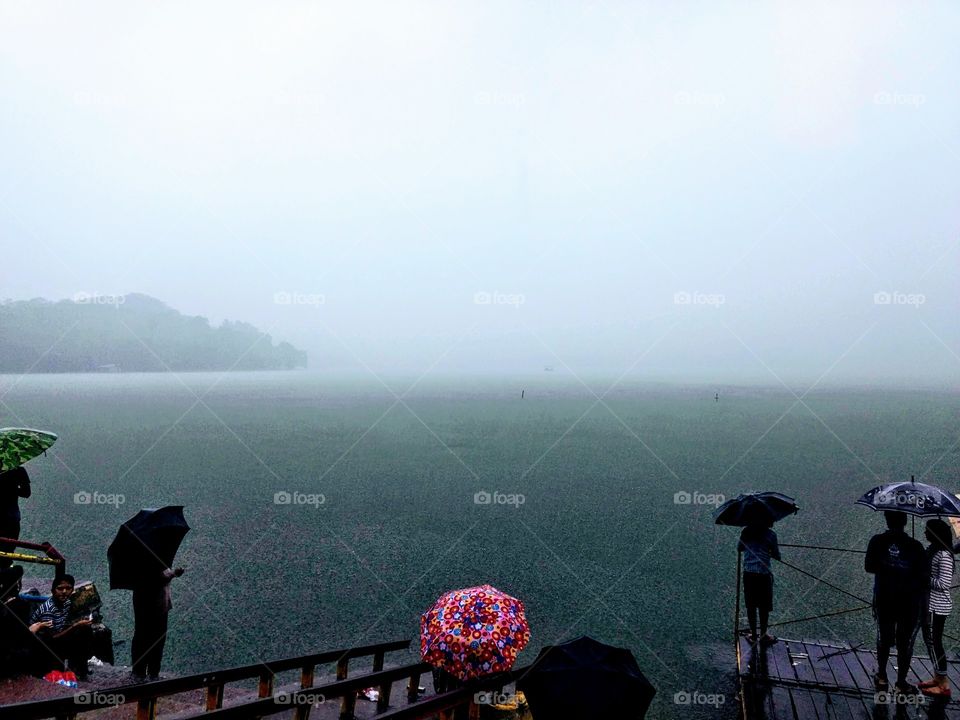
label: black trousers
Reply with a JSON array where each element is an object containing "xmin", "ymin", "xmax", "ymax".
[
  {"xmin": 131, "ymin": 594, "xmax": 169, "ymax": 678},
  {"xmin": 874, "ymin": 602, "xmax": 921, "ymax": 684},
  {"xmin": 923, "ymin": 611, "xmax": 948, "ymax": 676},
  {"xmin": 35, "ymin": 625, "xmax": 94, "ymax": 678},
  {"xmin": 0, "ymin": 518, "xmax": 20, "ymax": 569}
]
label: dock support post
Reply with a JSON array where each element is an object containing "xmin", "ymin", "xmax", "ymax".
[
  {"xmin": 300, "ymin": 665, "xmax": 314, "ymax": 689},
  {"xmin": 407, "ymin": 672, "xmax": 421, "ymax": 702},
  {"xmin": 376, "ymin": 682, "xmax": 392, "ymax": 713},
  {"xmin": 258, "ymin": 671, "xmax": 274, "ymax": 698},
  {"xmin": 339, "ymin": 692, "xmax": 356, "ymax": 720},
  {"xmin": 205, "ymin": 683, "xmax": 225, "ymax": 711},
  {"xmin": 372, "ymin": 650, "xmax": 384, "ymax": 672},
  {"xmin": 136, "ymin": 697, "xmax": 157, "ymax": 720},
  {"xmin": 336, "ymin": 657, "xmax": 349, "ymax": 680}
]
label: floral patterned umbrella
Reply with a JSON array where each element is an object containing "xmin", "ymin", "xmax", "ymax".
[
  {"xmin": 420, "ymin": 584, "xmax": 530, "ymax": 681},
  {"xmin": 0, "ymin": 427, "xmax": 57, "ymax": 472}
]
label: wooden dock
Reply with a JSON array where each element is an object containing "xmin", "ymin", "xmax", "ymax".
[{"xmin": 739, "ymin": 635, "xmax": 960, "ymax": 719}]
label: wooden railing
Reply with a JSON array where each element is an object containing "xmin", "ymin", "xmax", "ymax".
[
  {"xmin": 0, "ymin": 639, "xmax": 411, "ymax": 720},
  {"xmin": 0, "ymin": 537, "xmax": 66, "ymax": 572},
  {"xmin": 376, "ymin": 669, "xmax": 527, "ymax": 720},
  {"xmin": 179, "ymin": 665, "xmax": 529, "ymax": 720}
]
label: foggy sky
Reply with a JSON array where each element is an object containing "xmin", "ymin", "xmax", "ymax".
[{"xmin": 1, "ymin": 1, "xmax": 958, "ymax": 385}]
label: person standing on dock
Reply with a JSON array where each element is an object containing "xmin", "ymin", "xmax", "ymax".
[
  {"xmin": 738, "ymin": 519, "xmax": 780, "ymax": 646},
  {"xmin": 131, "ymin": 565, "xmax": 184, "ymax": 681},
  {"xmin": 919, "ymin": 519, "xmax": 955, "ymax": 698},
  {"xmin": 0, "ymin": 467, "xmax": 31, "ymax": 569},
  {"xmin": 865, "ymin": 510, "xmax": 926, "ymax": 695}
]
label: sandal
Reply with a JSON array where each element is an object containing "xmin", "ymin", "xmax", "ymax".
[
  {"xmin": 874, "ymin": 674, "xmax": 889, "ymax": 692},
  {"xmin": 921, "ymin": 684, "xmax": 952, "ymax": 698}
]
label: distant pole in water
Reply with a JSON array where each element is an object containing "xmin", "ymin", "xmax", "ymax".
[
  {"xmin": 521, "ymin": 389, "xmax": 525, "ymax": 399},
  {"xmin": 715, "ymin": 392, "xmax": 719, "ymax": 402}
]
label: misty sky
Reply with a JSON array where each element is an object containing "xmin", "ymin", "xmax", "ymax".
[{"xmin": 1, "ymin": 1, "xmax": 958, "ymax": 384}]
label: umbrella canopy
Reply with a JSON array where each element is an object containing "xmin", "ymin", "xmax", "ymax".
[
  {"xmin": 714, "ymin": 492, "xmax": 799, "ymax": 526},
  {"xmin": 519, "ymin": 636, "xmax": 655, "ymax": 719},
  {"xmin": 0, "ymin": 427, "xmax": 57, "ymax": 472},
  {"xmin": 420, "ymin": 584, "xmax": 530, "ymax": 681},
  {"xmin": 108, "ymin": 506, "xmax": 189, "ymax": 590},
  {"xmin": 855, "ymin": 479, "xmax": 960, "ymax": 518}
]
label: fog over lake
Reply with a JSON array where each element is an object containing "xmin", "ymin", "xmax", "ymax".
[{"xmin": 1, "ymin": 2, "xmax": 958, "ymax": 718}]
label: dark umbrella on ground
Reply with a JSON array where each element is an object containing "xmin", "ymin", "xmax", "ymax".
[
  {"xmin": 108, "ymin": 506, "xmax": 189, "ymax": 590},
  {"xmin": 855, "ymin": 477, "xmax": 960, "ymax": 518},
  {"xmin": 713, "ymin": 492, "xmax": 799, "ymax": 527},
  {"xmin": 518, "ymin": 636, "xmax": 655, "ymax": 719}
]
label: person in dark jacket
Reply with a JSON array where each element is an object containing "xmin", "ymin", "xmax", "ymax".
[
  {"xmin": 865, "ymin": 510, "xmax": 926, "ymax": 695},
  {"xmin": 131, "ymin": 565, "xmax": 184, "ymax": 680},
  {"xmin": 0, "ymin": 467, "xmax": 31, "ymax": 569}
]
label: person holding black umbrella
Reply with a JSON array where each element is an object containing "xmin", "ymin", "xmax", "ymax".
[
  {"xmin": 131, "ymin": 565, "xmax": 184, "ymax": 681},
  {"xmin": 714, "ymin": 491, "xmax": 798, "ymax": 647},
  {"xmin": 865, "ymin": 510, "xmax": 926, "ymax": 695},
  {"xmin": 739, "ymin": 518, "xmax": 780, "ymax": 646},
  {"xmin": 108, "ymin": 506, "xmax": 190, "ymax": 681}
]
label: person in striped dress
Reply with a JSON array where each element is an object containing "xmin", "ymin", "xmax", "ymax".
[{"xmin": 919, "ymin": 519, "xmax": 955, "ymax": 698}]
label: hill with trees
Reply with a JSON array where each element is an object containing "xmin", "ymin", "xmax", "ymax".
[{"xmin": 0, "ymin": 294, "xmax": 307, "ymax": 372}]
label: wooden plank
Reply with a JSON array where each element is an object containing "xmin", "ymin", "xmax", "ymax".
[
  {"xmin": 804, "ymin": 640, "xmax": 873, "ymax": 720},
  {"xmin": 740, "ymin": 678, "xmax": 773, "ymax": 720},
  {"xmin": 740, "ymin": 637, "xmax": 779, "ymax": 720},
  {"xmin": 802, "ymin": 641, "xmax": 869, "ymax": 720},
  {"xmin": 764, "ymin": 645, "xmax": 800, "ymax": 720},
  {"xmin": 840, "ymin": 644, "xmax": 874, "ymax": 692},
  {"xmin": 760, "ymin": 641, "xmax": 820, "ymax": 720},
  {"xmin": 786, "ymin": 641, "xmax": 830, "ymax": 719},
  {"xmin": 787, "ymin": 640, "xmax": 850, "ymax": 720}
]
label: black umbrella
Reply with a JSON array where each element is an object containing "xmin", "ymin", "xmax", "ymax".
[
  {"xmin": 108, "ymin": 506, "xmax": 189, "ymax": 590},
  {"xmin": 855, "ymin": 477, "xmax": 960, "ymax": 518},
  {"xmin": 518, "ymin": 636, "xmax": 655, "ymax": 720},
  {"xmin": 713, "ymin": 491, "xmax": 799, "ymax": 527}
]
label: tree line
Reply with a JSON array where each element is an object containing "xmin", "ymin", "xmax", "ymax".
[{"xmin": 0, "ymin": 294, "xmax": 307, "ymax": 372}]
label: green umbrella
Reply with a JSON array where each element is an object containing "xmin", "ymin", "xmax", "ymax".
[{"xmin": 0, "ymin": 427, "xmax": 58, "ymax": 472}]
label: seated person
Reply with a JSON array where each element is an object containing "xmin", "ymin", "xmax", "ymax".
[
  {"xmin": 30, "ymin": 574, "xmax": 94, "ymax": 679},
  {"xmin": 0, "ymin": 565, "xmax": 52, "ymax": 677}
]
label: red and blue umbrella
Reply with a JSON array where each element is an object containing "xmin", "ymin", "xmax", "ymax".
[{"xmin": 420, "ymin": 584, "xmax": 530, "ymax": 681}]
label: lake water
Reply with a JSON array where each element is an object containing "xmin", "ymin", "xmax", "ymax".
[{"xmin": 2, "ymin": 372, "xmax": 958, "ymax": 718}]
